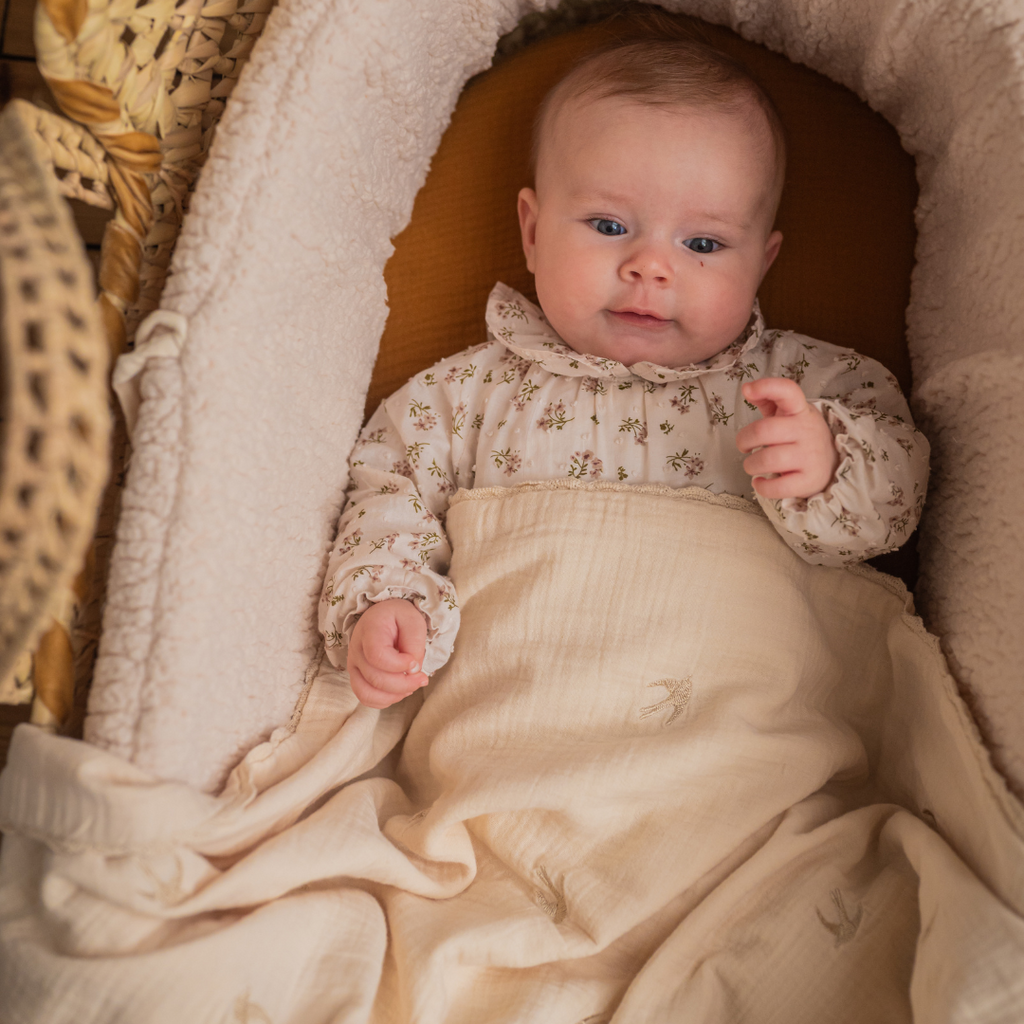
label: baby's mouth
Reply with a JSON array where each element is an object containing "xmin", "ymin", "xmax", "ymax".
[{"xmin": 608, "ymin": 309, "xmax": 672, "ymax": 329}]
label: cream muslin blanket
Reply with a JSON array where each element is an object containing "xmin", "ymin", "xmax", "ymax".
[{"xmin": 2, "ymin": 482, "xmax": 1023, "ymax": 1023}]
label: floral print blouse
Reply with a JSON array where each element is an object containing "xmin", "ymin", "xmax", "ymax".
[{"xmin": 320, "ymin": 283, "xmax": 929, "ymax": 674}]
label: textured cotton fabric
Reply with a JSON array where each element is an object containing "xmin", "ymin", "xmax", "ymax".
[
  {"xmin": 321, "ymin": 284, "xmax": 928, "ymax": 674},
  {"xmin": 4, "ymin": 484, "xmax": 1022, "ymax": 1023}
]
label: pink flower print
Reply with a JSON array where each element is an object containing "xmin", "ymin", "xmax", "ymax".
[
  {"xmin": 427, "ymin": 459, "xmax": 456, "ymax": 495},
  {"xmin": 444, "ymin": 365, "xmax": 477, "ymax": 385},
  {"xmin": 782, "ymin": 356, "xmax": 810, "ymax": 383},
  {"xmin": 537, "ymin": 400, "xmax": 574, "ymax": 431},
  {"xmin": 410, "ymin": 531, "xmax": 443, "ymax": 563},
  {"xmin": 336, "ymin": 529, "xmax": 362, "ymax": 557},
  {"xmin": 619, "ymin": 417, "xmax": 648, "ymax": 445},
  {"xmin": 496, "ymin": 299, "xmax": 528, "ymax": 322},
  {"xmin": 409, "ymin": 399, "xmax": 437, "ymax": 431},
  {"xmin": 405, "ymin": 442, "xmax": 426, "ymax": 467},
  {"xmin": 707, "ymin": 393, "xmax": 733, "ymax": 426},
  {"xmin": 568, "ymin": 450, "xmax": 602, "ymax": 479},
  {"xmin": 499, "ymin": 351, "xmax": 534, "ymax": 378},
  {"xmin": 725, "ymin": 361, "xmax": 758, "ymax": 382},
  {"xmin": 581, "ymin": 377, "xmax": 607, "ymax": 395},
  {"xmin": 896, "ymin": 437, "xmax": 915, "ymax": 456},
  {"xmin": 349, "ymin": 565, "xmax": 383, "ymax": 584},
  {"xmin": 889, "ymin": 508, "xmax": 912, "ymax": 534},
  {"xmin": 665, "ymin": 450, "xmax": 704, "ymax": 478},
  {"xmin": 511, "ymin": 379, "xmax": 541, "ymax": 412},
  {"xmin": 848, "ymin": 396, "xmax": 879, "ymax": 421},
  {"xmin": 400, "ymin": 559, "xmax": 423, "ymax": 574},
  {"xmin": 451, "ymin": 402, "xmax": 468, "ymax": 438},
  {"xmin": 378, "ymin": 481, "xmax": 399, "ymax": 495},
  {"xmin": 670, "ymin": 385, "xmax": 697, "ymax": 413},
  {"xmin": 887, "ymin": 483, "xmax": 905, "ymax": 507},
  {"xmin": 361, "ymin": 428, "xmax": 388, "ymax": 445},
  {"xmin": 800, "ymin": 531, "xmax": 824, "ymax": 556},
  {"xmin": 491, "ymin": 448, "xmax": 522, "ymax": 476},
  {"xmin": 831, "ymin": 508, "xmax": 860, "ymax": 536},
  {"xmin": 391, "ymin": 459, "xmax": 414, "ymax": 479}
]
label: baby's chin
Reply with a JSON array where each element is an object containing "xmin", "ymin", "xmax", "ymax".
[{"xmin": 562, "ymin": 325, "xmax": 721, "ymax": 370}]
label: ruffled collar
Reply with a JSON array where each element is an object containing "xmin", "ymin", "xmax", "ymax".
[{"xmin": 485, "ymin": 282, "xmax": 765, "ymax": 384}]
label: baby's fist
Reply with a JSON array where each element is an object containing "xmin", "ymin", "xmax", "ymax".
[
  {"xmin": 347, "ymin": 599, "xmax": 429, "ymax": 709},
  {"xmin": 736, "ymin": 377, "xmax": 840, "ymax": 500}
]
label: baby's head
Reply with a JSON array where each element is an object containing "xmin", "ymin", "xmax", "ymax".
[{"xmin": 518, "ymin": 37, "xmax": 786, "ymax": 368}]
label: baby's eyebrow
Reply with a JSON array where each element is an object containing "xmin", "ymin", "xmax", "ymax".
[
  {"xmin": 567, "ymin": 189, "xmax": 751, "ymax": 228},
  {"xmin": 568, "ymin": 188, "xmax": 635, "ymax": 207}
]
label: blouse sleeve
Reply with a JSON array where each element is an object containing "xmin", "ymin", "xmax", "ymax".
[
  {"xmin": 318, "ymin": 374, "xmax": 463, "ymax": 675},
  {"xmin": 757, "ymin": 342, "xmax": 930, "ymax": 568}
]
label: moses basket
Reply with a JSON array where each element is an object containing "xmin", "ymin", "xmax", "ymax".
[{"xmin": 1, "ymin": 0, "xmax": 1024, "ymax": 1019}]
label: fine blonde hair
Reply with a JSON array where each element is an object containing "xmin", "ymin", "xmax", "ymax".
[{"xmin": 534, "ymin": 35, "xmax": 787, "ymax": 215}]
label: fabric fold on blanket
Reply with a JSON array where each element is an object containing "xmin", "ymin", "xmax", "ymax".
[{"xmin": 2, "ymin": 483, "xmax": 1023, "ymax": 1023}]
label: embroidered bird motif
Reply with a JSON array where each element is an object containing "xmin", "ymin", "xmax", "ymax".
[
  {"xmin": 141, "ymin": 855, "xmax": 185, "ymax": 905},
  {"xmin": 233, "ymin": 994, "xmax": 273, "ymax": 1023},
  {"xmin": 534, "ymin": 866, "xmax": 567, "ymax": 924},
  {"xmin": 816, "ymin": 888, "xmax": 864, "ymax": 947},
  {"xmin": 639, "ymin": 677, "xmax": 693, "ymax": 725}
]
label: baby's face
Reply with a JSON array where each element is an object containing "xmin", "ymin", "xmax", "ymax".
[{"xmin": 519, "ymin": 96, "xmax": 783, "ymax": 368}]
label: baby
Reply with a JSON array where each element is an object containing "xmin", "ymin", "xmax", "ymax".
[{"xmin": 320, "ymin": 37, "xmax": 930, "ymax": 709}]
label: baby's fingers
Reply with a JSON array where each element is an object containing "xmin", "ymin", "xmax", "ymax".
[
  {"xmin": 742, "ymin": 377, "xmax": 808, "ymax": 418},
  {"xmin": 354, "ymin": 650, "xmax": 428, "ymax": 694},
  {"xmin": 361, "ymin": 612, "xmax": 421, "ymax": 675},
  {"xmin": 736, "ymin": 414, "xmax": 802, "ymax": 454},
  {"xmin": 743, "ymin": 443, "xmax": 804, "ymax": 479},
  {"xmin": 751, "ymin": 471, "xmax": 816, "ymax": 501},
  {"xmin": 391, "ymin": 600, "xmax": 428, "ymax": 667},
  {"xmin": 350, "ymin": 667, "xmax": 418, "ymax": 709}
]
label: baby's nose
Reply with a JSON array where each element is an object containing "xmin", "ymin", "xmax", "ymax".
[
  {"xmin": 624, "ymin": 251, "xmax": 672, "ymax": 283},
  {"xmin": 621, "ymin": 238, "xmax": 674, "ymax": 283}
]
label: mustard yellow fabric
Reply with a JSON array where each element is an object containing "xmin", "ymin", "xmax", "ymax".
[{"xmin": 373, "ymin": 19, "xmax": 917, "ymax": 419}]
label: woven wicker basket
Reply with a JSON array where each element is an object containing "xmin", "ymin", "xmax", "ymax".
[
  {"xmin": 0, "ymin": 0, "xmax": 650, "ymax": 731},
  {"xmin": 0, "ymin": 0, "xmax": 274, "ymax": 726}
]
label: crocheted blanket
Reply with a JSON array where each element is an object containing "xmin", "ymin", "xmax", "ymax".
[{"xmin": 2, "ymin": 485, "xmax": 1022, "ymax": 1022}]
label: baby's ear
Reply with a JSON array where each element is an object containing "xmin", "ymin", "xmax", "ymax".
[
  {"xmin": 761, "ymin": 229, "xmax": 783, "ymax": 280},
  {"xmin": 518, "ymin": 187, "xmax": 539, "ymax": 273}
]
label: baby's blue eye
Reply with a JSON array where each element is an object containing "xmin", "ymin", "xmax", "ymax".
[
  {"xmin": 684, "ymin": 237, "xmax": 721, "ymax": 254},
  {"xmin": 589, "ymin": 218, "xmax": 627, "ymax": 236}
]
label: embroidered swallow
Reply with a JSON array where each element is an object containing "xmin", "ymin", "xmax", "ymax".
[
  {"xmin": 816, "ymin": 888, "xmax": 863, "ymax": 947},
  {"xmin": 639, "ymin": 677, "xmax": 692, "ymax": 725},
  {"xmin": 534, "ymin": 866, "xmax": 567, "ymax": 924}
]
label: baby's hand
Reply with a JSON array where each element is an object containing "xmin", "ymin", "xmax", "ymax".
[
  {"xmin": 736, "ymin": 378, "xmax": 840, "ymax": 500},
  {"xmin": 347, "ymin": 599, "xmax": 429, "ymax": 709}
]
